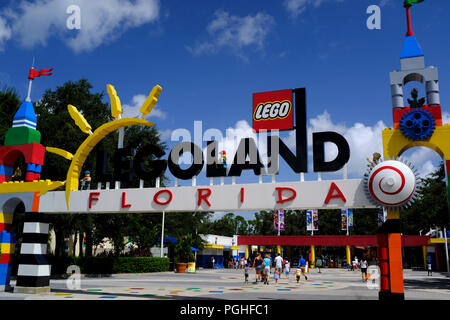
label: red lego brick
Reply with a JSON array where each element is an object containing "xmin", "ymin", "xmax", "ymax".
[
  {"xmin": 0, "ymin": 143, "xmax": 45, "ymax": 166},
  {"xmin": 393, "ymin": 105, "xmax": 442, "ymax": 130}
]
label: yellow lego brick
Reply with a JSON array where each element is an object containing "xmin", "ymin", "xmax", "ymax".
[
  {"xmin": 382, "ymin": 126, "xmax": 450, "ymax": 159},
  {"xmin": 0, "ymin": 180, "xmax": 64, "ymax": 196},
  {"xmin": 0, "ymin": 213, "xmax": 13, "ymax": 224},
  {"xmin": 0, "ymin": 242, "xmax": 15, "ymax": 254}
]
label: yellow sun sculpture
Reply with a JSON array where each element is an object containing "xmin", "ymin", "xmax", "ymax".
[{"xmin": 56, "ymin": 84, "xmax": 162, "ymax": 208}]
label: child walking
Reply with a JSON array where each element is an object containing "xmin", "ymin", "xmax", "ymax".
[
  {"xmin": 274, "ymin": 267, "xmax": 280, "ymax": 284},
  {"xmin": 284, "ymin": 260, "xmax": 290, "ymax": 279},
  {"xmin": 296, "ymin": 266, "xmax": 302, "ymax": 283},
  {"xmin": 244, "ymin": 264, "xmax": 250, "ymax": 284}
]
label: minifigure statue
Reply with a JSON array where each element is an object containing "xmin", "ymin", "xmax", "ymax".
[
  {"xmin": 366, "ymin": 152, "xmax": 381, "ymax": 167},
  {"xmin": 80, "ymin": 170, "xmax": 91, "ymax": 190}
]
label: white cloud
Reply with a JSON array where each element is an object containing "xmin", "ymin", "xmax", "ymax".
[
  {"xmin": 0, "ymin": 0, "xmax": 159, "ymax": 52},
  {"xmin": 158, "ymin": 129, "xmax": 172, "ymax": 142},
  {"xmin": 283, "ymin": 0, "xmax": 344, "ymax": 18},
  {"xmin": 122, "ymin": 94, "xmax": 166, "ymax": 120},
  {"xmin": 186, "ymin": 10, "xmax": 275, "ymax": 59},
  {"xmin": 442, "ymin": 111, "xmax": 450, "ymax": 124},
  {"xmin": 0, "ymin": 17, "xmax": 11, "ymax": 51}
]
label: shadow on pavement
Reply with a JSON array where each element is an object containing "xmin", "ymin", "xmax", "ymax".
[{"xmin": 404, "ymin": 277, "xmax": 450, "ymax": 290}]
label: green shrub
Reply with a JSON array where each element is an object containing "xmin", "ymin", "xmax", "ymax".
[{"xmin": 49, "ymin": 256, "xmax": 169, "ymax": 275}]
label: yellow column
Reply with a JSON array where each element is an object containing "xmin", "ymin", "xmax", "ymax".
[
  {"xmin": 245, "ymin": 245, "xmax": 249, "ymax": 260},
  {"xmin": 346, "ymin": 245, "xmax": 351, "ymax": 266},
  {"xmin": 422, "ymin": 246, "xmax": 427, "ymax": 270},
  {"xmin": 277, "ymin": 245, "xmax": 281, "ymax": 255},
  {"xmin": 311, "ymin": 245, "xmax": 315, "ymax": 268}
]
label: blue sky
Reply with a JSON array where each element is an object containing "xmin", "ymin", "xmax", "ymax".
[{"xmin": 0, "ymin": 0, "xmax": 449, "ymax": 219}]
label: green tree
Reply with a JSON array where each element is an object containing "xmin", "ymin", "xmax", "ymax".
[
  {"xmin": 401, "ymin": 162, "xmax": 450, "ymax": 234},
  {"xmin": 0, "ymin": 87, "xmax": 21, "ymax": 145}
]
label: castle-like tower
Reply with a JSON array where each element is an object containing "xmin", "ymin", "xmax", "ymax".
[{"xmin": 0, "ymin": 100, "xmax": 45, "ymax": 183}]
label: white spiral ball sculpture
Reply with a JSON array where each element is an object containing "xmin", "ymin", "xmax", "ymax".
[{"xmin": 364, "ymin": 159, "xmax": 419, "ymax": 209}]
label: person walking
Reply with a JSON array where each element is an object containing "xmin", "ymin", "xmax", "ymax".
[
  {"xmin": 316, "ymin": 256, "xmax": 322, "ymax": 273},
  {"xmin": 244, "ymin": 263, "xmax": 250, "ymax": 284},
  {"xmin": 253, "ymin": 254, "xmax": 263, "ymax": 283},
  {"xmin": 427, "ymin": 262, "xmax": 432, "ymax": 276},
  {"xmin": 274, "ymin": 267, "xmax": 280, "ymax": 285},
  {"xmin": 298, "ymin": 255, "xmax": 308, "ymax": 280},
  {"xmin": 360, "ymin": 258, "xmax": 368, "ymax": 282},
  {"xmin": 274, "ymin": 253, "xmax": 283, "ymax": 273},
  {"xmin": 263, "ymin": 254, "xmax": 271, "ymax": 285},
  {"xmin": 284, "ymin": 259, "xmax": 290, "ymax": 279}
]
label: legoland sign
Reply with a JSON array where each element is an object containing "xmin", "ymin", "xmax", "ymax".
[
  {"xmin": 31, "ymin": 88, "xmax": 375, "ymax": 213},
  {"xmin": 95, "ymin": 88, "xmax": 351, "ymax": 183},
  {"xmin": 36, "ymin": 179, "xmax": 374, "ymax": 213}
]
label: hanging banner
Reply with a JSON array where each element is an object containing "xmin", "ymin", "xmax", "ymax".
[
  {"xmin": 274, "ymin": 209, "xmax": 285, "ymax": 231},
  {"xmin": 306, "ymin": 209, "xmax": 313, "ymax": 231},
  {"xmin": 347, "ymin": 208, "xmax": 354, "ymax": 231},
  {"xmin": 377, "ymin": 208, "xmax": 386, "ymax": 226},
  {"xmin": 312, "ymin": 209, "xmax": 318, "ymax": 231},
  {"xmin": 341, "ymin": 209, "xmax": 348, "ymax": 231},
  {"xmin": 306, "ymin": 209, "xmax": 317, "ymax": 231}
]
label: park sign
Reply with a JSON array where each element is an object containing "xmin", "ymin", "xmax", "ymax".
[
  {"xmin": 24, "ymin": 86, "xmax": 369, "ymax": 213},
  {"xmin": 0, "ymin": 79, "xmax": 376, "ymax": 213},
  {"xmin": 95, "ymin": 88, "xmax": 351, "ymax": 183}
]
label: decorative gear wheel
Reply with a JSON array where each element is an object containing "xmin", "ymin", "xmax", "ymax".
[
  {"xmin": 364, "ymin": 157, "xmax": 420, "ymax": 209},
  {"xmin": 399, "ymin": 108, "xmax": 436, "ymax": 141}
]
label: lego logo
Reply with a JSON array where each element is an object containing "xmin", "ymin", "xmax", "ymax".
[{"xmin": 254, "ymin": 101, "xmax": 291, "ymax": 121}]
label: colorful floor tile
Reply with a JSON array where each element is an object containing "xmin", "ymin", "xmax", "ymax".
[
  {"xmin": 87, "ymin": 289, "xmax": 102, "ymax": 291},
  {"xmin": 277, "ymin": 289, "xmax": 291, "ymax": 291},
  {"xmin": 208, "ymin": 291, "xmax": 224, "ymax": 293},
  {"xmin": 99, "ymin": 296, "xmax": 117, "ymax": 299}
]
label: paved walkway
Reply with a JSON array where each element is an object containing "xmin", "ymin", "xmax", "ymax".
[{"xmin": 1, "ymin": 268, "xmax": 449, "ymax": 300}]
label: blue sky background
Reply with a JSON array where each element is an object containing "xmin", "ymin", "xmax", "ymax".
[{"xmin": 0, "ymin": 0, "xmax": 449, "ymax": 220}]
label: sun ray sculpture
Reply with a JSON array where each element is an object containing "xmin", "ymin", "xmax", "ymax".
[{"xmin": 60, "ymin": 84, "xmax": 162, "ymax": 208}]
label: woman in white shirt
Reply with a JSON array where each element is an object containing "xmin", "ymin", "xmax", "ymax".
[{"xmin": 360, "ymin": 259, "xmax": 368, "ymax": 282}]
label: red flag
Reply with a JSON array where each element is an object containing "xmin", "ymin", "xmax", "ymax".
[{"xmin": 28, "ymin": 67, "xmax": 54, "ymax": 80}]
